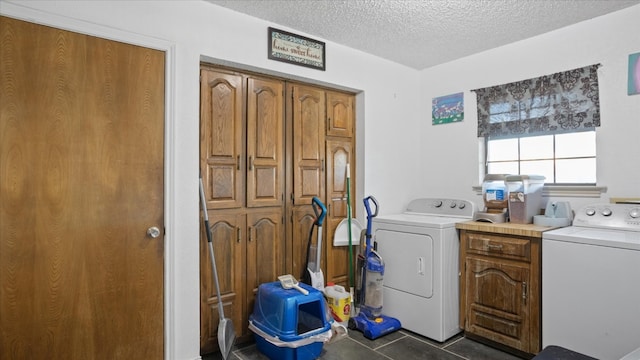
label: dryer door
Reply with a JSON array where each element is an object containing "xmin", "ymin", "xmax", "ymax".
[{"xmin": 374, "ymin": 227, "xmax": 433, "ymax": 298}]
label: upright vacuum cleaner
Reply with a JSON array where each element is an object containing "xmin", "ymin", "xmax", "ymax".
[
  {"xmin": 301, "ymin": 196, "xmax": 327, "ymax": 291},
  {"xmin": 351, "ymin": 195, "xmax": 402, "ymax": 339}
]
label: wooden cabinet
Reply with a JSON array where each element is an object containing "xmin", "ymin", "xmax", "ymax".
[
  {"xmin": 324, "ymin": 140, "xmax": 354, "ymax": 286},
  {"xmin": 326, "ymin": 91, "xmax": 354, "ymax": 138},
  {"xmin": 199, "ymin": 211, "xmax": 245, "ymax": 355},
  {"xmin": 200, "ymin": 69, "xmax": 284, "ymax": 210},
  {"xmin": 323, "ymin": 90, "xmax": 355, "ymax": 287},
  {"xmin": 200, "ymin": 70, "xmax": 243, "ymax": 209},
  {"xmin": 286, "ymin": 84, "xmax": 356, "ymax": 287},
  {"xmin": 246, "ymin": 78, "xmax": 284, "ymax": 208},
  {"xmin": 200, "ymin": 66, "xmax": 356, "ymax": 354},
  {"xmin": 200, "ymin": 67, "xmax": 286, "ymax": 351},
  {"xmin": 289, "ymin": 83, "xmax": 326, "ymax": 206},
  {"xmin": 457, "ymin": 222, "xmax": 547, "ymax": 356}
]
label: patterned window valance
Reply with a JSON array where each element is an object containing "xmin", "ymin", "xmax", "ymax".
[{"xmin": 472, "ymin": 64, "xmax": 601, "ymax": 138}]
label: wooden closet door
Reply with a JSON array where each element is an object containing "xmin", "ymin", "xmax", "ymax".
[
  {"xmin": 289, "ymin": 83, "xmax": 325, "ymax": 205},
  {"xmin": 246, "ymin": 77, "xmax": 284, "ymax": 208},
  {"xmin": 200, "ymin": 69, "xmax": 244, "ymax": 209},
  {"xmin": 0, "ymin": 16, "xmax": 165, "ymax": 359},
  {"xmin": 291, "ymin": 207, "xmax": 319, "ymax": 281},
  {"xmin": 200, "ymin": 212, "xmax": 245, "ymax": 354},
  {"xmin": 245, "ymin": 209, "xmax": 284, "ymax": 331},
  {"xmin": 325, "ymin": 140, "xmax": 354, "ymax": 286}
]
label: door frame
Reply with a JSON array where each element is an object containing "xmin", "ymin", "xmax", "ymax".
[{"xmin": 0, "ymin": 3, "xmax": 177, "ymax": 359}]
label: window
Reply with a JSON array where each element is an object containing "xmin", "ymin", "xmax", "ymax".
[
  {"xmin": 473, "ymin": 64, "xmax": 601, "ymax": 185},
  {"xmin": 486, "ymin": 131, "xmax": 596, "ymax": 184}
]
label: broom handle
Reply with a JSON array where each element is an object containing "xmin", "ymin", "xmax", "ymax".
[
  {"xmin": 346, "ymin": 164, "xmax": 354, "ymax": 288},
  {"xmin": 200, "ymin": 176, "xmax": 225, "ymax": 319}
]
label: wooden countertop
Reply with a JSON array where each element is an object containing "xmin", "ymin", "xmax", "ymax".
[{"xmin": 455, "ymin": 220, "xmax": 560, "ymax": 238}]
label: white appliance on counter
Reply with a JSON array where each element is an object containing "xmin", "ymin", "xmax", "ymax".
[
  {"xmin": 543, "ymin": 203, "xmax": 640, "ymax": 360},
  {"xmin": 371, "ymin": 198, "xmax": 475, "ymax": 342}
]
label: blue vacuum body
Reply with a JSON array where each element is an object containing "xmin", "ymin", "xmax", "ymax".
[
  {"xmin": 352, "ymin": 312, "xmax": 402, "ymax": 340},
  {"xmin": 350, "ymin": 196, "xmax": 402, "ymax": 340}
]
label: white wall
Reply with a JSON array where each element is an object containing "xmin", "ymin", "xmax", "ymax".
[
  {"xmin": 3, "ymin": 1, "xmax": 639, "ymax": 358},
  {"xmin": 0, "ymin": 1, "xmax": 421, "ymax": 359},
  {"xmin": 419, "ymin": 4, "xmax": 640, "ymax": 212}
]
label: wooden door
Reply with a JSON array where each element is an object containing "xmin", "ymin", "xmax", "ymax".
[
  {"xmin": 289, "ymin": 83, "xmax": 325, "ymax": 205},
  {"xmin": 0, "ymin": 16, "xmax": 165, "ymax": 359},
  {"xmin": 325, "ymin": 140, "xmax": 354, "ymax": 286},
  {"xmin": 291, "ymin": 206, "xmax": 318, "ymax": 281},
  {"xmin": 245, "ymin": 209, "xmax": 284, "ymax": 330},
  {"xmin": 200, "ymin": 211, "xmax": 245, "ymax": 354},
  {"xmin": 326, "ymin": 91, "xmax": 354, "ymax": 138},
  {"xmin": 246, "ymin": 77, "xmax": 284, "ymax": 208},
  {"xmin": 200, "ymin": 68, "xmax": 244, "ymax": 210},
  {"xmin": 464, "ymin": 256, "xmax": 530, "ymax": 352}
]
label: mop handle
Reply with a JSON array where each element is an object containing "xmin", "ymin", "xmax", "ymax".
[{"xmin": 311, "ymin": 196, "xmax": 326, "ymax": 226}]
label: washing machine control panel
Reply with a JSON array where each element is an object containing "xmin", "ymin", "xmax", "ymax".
[
  {"xmin": 405, "ymin": 198, "xmax": 475, "ymax": 218},
  {"xmin": 575, "ymin": 204, "xmax": 640, "ymax": 230}
]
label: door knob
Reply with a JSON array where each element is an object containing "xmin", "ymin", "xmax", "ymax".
[{"xmin": 147, "ymin": 226, "xmax": 161, "ymax": 238}]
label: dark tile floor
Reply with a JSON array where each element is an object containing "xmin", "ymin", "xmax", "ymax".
[{"xmin": 202, "ymin": 329, "xmax": 523, "ymax": 360}]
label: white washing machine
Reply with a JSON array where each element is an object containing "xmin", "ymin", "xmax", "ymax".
[
  {"xmin": 543, "ymin": 203, "xmax": 640, "ymax": 360},
  {"xmin": 371, "ymin": 198, "xmax": 475, "ymax": 342}
]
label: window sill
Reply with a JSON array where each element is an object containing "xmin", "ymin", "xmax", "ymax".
[{"xmin": 473, "ymin": 185, "xmax": 607, "ymax": 198}]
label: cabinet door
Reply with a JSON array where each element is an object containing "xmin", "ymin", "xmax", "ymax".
[
  {"xmin": 290, "ymin": 83, "xmax": 325, "ymax": 205},
  {"xmin": 246, "ymin": 77, "xmax": 284, "ymax": 208},
  {"xmin": 290, "ymin": 206, "xmax": 319, "ymax": 281},
  {"xmin": 200, "ymin": 69, "xmax": 244, "ymax": 209},
  {"xmin": 464, "ymin": 256, "xmax": 530, "ymax": 352},
  {"xmin": 245, "ymin": 209, "xmax": 284, "ymax": 330},
  {"xmin": 326, "ymin": 91, "xmax": 354, "ymax": 138},
  {"xmin": 200, "ymin": 211, "xmax": 245, "ymax": 353},
  {"xmin": 325, "ymin": 140, "xmax": 354, "ymax": 287}
]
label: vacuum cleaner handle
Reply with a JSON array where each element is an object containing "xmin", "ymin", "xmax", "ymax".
[
  {"xmin": 312, "ymin": 196, "xmax": 327, "ymax": 226},
  {"xmin": 363, "ymin": 195, "xmax": 379, "ymax": 219}
]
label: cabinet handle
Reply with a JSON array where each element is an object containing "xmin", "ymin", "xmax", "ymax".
[
  {"xmin": 417, "ymin": 257, "xmax": 424, "ymax": 275},
  {"xmin": 236, "ymin": 227, "xmax": 241, "ymax": 243},
  {"xmin": 321, "ymin": 159, "xmax": 325, "ymax": 172},
  {"xmin": 249, "ymin": 155, "xmax": 253, "ymax": 171},
  {"xmin": 248, "ymin": 226, "xmax": 252, "ymax": 242},
  {"xmin": 237, "ymin": 155, "xmax": 240, "ymax": 171},
  {"xmin": 327, "ymin": 117, "xmax": 331, "ymax": 131},
  {"xmin": 522, "ymin": 281, "xmax": 527, "ymax": 305}
]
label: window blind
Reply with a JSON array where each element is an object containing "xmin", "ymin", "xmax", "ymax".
[{"xmin": 472, "ymin": 64, "xmax": 601, "ymax": 138}]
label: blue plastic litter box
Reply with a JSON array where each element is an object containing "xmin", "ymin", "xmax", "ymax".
[{"xmin": 248, "ymin": 281, "xmax": 332, "ymax": 360}]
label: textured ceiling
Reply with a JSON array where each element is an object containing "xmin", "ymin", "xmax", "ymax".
[{"xmin": 206, "ymin": 0, "xmax": 640, "ymax": 70}]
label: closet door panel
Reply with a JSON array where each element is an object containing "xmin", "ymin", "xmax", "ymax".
[
  {"xmin": 246, "ymin": 209, "xmax": 284, "ymax": 333},
  {"xmin": 290, "ymin": 84, "xmax": 325, "ymax": 205},
  {"xmin": 326, "ymin": 91, "xmax": 354, "ymax": 138},
  {"xmin": 200, "ymin": 69, "xmax": 244, "ymax": 209},
  {"xmin": 200, "ymin": 212, "xmax": 245, "ymax": 353},
  {"xmin": 325, "ymin": 140, "xmax": 353, "ymax": 287},
  {"xmin": 247, "ymin": 77, "xmax": 284, "ymax": 208}
]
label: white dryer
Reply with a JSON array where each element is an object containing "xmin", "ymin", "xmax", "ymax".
[{"xmin": 371, "ymin": 198, "xmax": 475, "ymax": 342}]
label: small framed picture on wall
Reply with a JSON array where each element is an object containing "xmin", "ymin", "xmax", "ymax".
[{"xmin": 629, "ymin": 52, "xmax": 640, "ymax": 96}]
